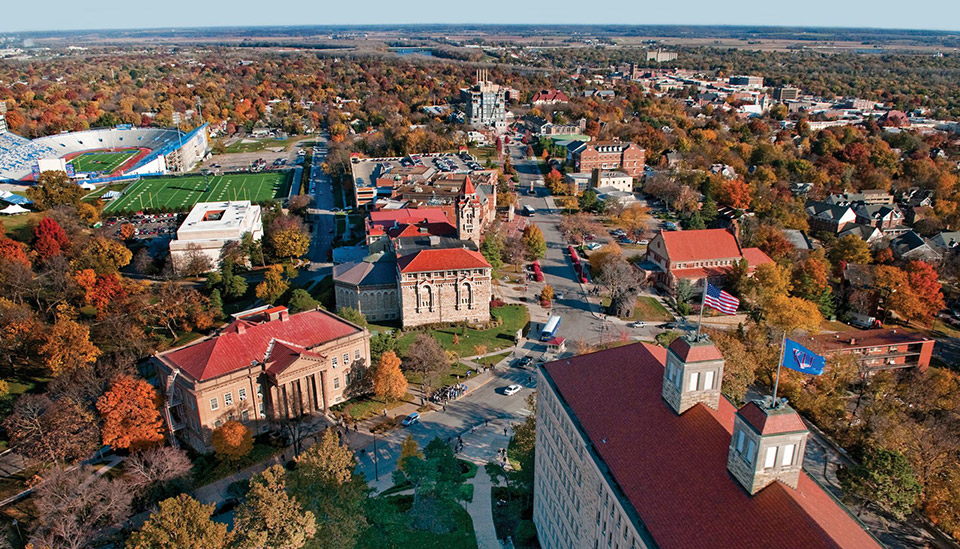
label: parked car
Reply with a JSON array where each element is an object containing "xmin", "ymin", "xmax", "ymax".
[
  {"xmin": 555, "ymin": 291, "xmax": 564, "ymax": 299},
  {"xmin": 516, "ymin": 356, "xmax": 533, "ymax": 368},
  {"xmin": 503, "ymin": 384, "xmax": 522, "ymax": 396},
  {"xmin": 628, "ymin": 321, "xmax": 646, "ymax": 328},
  {"xmin": 401, "ymin": 412, "xmax": 420, "ymax": 426}
]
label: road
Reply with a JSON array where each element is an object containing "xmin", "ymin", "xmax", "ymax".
[{"xmin": 306, "ymin": 134, "xmax": 337, "ymax": 265}]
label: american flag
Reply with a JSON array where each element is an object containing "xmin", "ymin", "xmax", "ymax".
[{"xmin": 703, "ymin": 283, "xmax": 739, "ymax": 315}]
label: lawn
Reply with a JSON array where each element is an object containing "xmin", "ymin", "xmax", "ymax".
[
  {"xmin": 223, "ymin": 136, "xmax": 303, "ymax": 154},
  {"xmin": 477, "ymin": 352, "xmax": 511, "ymax": 367},
  {"xmin": 601, "ymin": 295, "xmax": 674, "ymax": 322},
  {"xmin": 357, "ymin": 495, "xmax": 477, "ymax": 549},
  {"xmin": 332, "ymin": 392, "xmax": 415, "ymax": 421},
  {"xmin": 68, "ymin": 149, "xmax": 139, "ymax": 174},
  {"xmin": 395, "ymin": 305, "xmax": 529, "ymax": 358},
  {"xmin": 102, "ymin": 171, "xmax": 291, "ymax": 213},
  {"xmin": 1, "ymin": 212, "xmax": 41, "ymax": 242},
  {"xmin": 191, "ymin": 440, "xmax": 284, "ymax": 488}
]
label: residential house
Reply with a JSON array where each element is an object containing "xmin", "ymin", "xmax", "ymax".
[
  {"xmin": 838, "ymin": 223, "xmax": 884, "ymax": 246},
  {"xmin": 531, "ymin": 89, "xmax": 570, "ymax": 105},
  {"xmin": 853, "ymin": 203, "xmax": 905, "ymax": 235},
  {"xmin": 805, "ymin": 201, "xmax": 857, "ymax": 234},
  {"xmin": 889, "ymin": 231, "xmax": 943, "ymax": 262},
  {"xmin": 929, "ymin": 231, "xmax": 960, "ymax": 255}
]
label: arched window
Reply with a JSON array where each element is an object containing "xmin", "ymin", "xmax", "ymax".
[
  {"xmin": 460, "ymin": 282, "xmax": 473, "ymax": 309},
  {"xmin": 418, "ymin": 285, "xmax": 433, "ymax": 312}
]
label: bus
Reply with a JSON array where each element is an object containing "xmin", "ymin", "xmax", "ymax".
[
  {"xmin": 540, "ymin": 315, "xmax": 562, "ymax": 341},
  {"xmin": 523, "ymin": 204, "xmax": 536, "ymax": 217}
]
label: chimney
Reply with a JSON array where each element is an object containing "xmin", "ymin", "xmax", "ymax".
[
  {"xmin": 849, "ymin": 338, "xmax": 856, "ymax": 345},
  {"xmin": 728, "ymin": 398, "xmax": 809, "ymax": 495},
  {"xmin": 662, "ymin": 335, "xmax": 725, "ymax": 415},
  {"xmin": 280, "ymin": 309, "xmax": 290, "ymax": 321},
  {"xmin": 236, "ymin": 323, "xmax": 246, "ymax": 335}
]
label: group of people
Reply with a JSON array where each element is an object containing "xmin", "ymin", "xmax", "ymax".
[{"xmin": 430, "ymin": 383, "xmax": 468, "ymax": 404}]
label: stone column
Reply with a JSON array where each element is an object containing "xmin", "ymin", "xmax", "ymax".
[
  {"xmin": 269, "ymin": 384, "xmax": 281, "ymax": 420},
  {"xmin": 318, "ymin": 370, "xmax": 330, "ymax": 412}
]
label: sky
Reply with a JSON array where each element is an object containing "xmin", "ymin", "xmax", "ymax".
[{"xmin": 1, "ymin": 0, "xmax": 959, "ymax": 33}]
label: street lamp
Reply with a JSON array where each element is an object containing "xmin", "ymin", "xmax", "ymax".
[{"xmin": 373, "ymin": 431, "xmax": 379, "ymax": 481}]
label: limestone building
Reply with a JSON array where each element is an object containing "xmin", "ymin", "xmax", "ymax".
[
  {"xmin": 397, "ymin": 248, "xmax": 491, "ymax": 327},
  {"xmin": 169, "ymin": 200, "xmax": 262, "ymax": 270},
  {"xmin": 534, "ymin": 337, "xmax": 880, "ymax": 549},
  {"xmin": 151, "ymin": 306, "xmax": 370, "ymax": 452}
]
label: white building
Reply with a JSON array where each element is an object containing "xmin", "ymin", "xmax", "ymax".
[
  {"xmin": 564, "ymin": 170, "xmax": 635, "ymax": 194},
  {"xmin": 169, "ymin": 201, "xmax": 262, "ymax": 270}
]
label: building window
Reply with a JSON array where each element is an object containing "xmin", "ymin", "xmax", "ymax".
[
  {"xmin": 782, "ymin": 444, "xmax": 795, "ymax": 466},
  {"xmin": 355, "ymin": 349, "xmax": 361, "ymax": 360},
  {"xmin": 258, "ymin": 402, "xmax": 265, "ymax": 418},
  {"xmin": 688, "ymin": 372, "xmax": 699, "ymax": 392},
  {"xmin": 241, "ymin": 410, "xmax": 250, "ymax": 422},
  {"xmin": 256, "ymin": 384, "xmax": 263, "ymax": 400},
  {"xmin": 224, "ymin": 392, "xmax": 233, "ymax": 406},
  {"xmin": 736, "ymin": 430, "xmax": 745, "ymax": 454},
  {"xmin": 704, "ymin": 370, "xmax": 715, "ymax": 391},
  {"xmin": 764, "ymin": 446, "xmax": 777, "ymax": 469},
  {"xmin": 745, "ymin": 439, "xmax": 756, "ymax": 465},
  {"xmin": 344, "ymin": 353, "xmax": 350, "ymax": 364},
  {"xmin": 210, "ymin": 397, "xmax": 219, "ymax": 411},
  {"xmin": 332, "ymin": 356, "xmax": 338, "ymax": 368},
  {"xmin": 333, "ymin": 376, "xmax": 341, "ymax": 390},
  {"xmin": 238, "ymin": 388, "xmax": 247, "ymax": 401}
]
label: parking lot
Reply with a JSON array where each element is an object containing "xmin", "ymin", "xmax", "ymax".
[{"xmin": 103, "ymin": 213, "xmax": 182, "ymax": 241}]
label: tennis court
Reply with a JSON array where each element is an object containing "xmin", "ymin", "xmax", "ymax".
[{"xmin": 102, "ymin": 171, "xmax": 290, "ymax": 213}]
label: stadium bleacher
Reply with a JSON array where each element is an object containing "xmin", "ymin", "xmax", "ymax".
[{"xmin": 0, "ymin": 132, "xmax": 57, "ymax": 181}]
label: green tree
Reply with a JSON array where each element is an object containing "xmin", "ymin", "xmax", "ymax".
[
  {"xmin": 827, "ymin": 234, "xmax": 872, "ymax": 270},
  {"xmin": 522, "ymin": 224, "xmax": 546, "ymax": 260},
  {"xmin": 480, "ymin": 231, "xmax": 504, "ymax": 271},
  {"xmin": 337, "ymin": 306, "xmax": 367, "ymax": 328},
  {"xmin": 255, "ymin": 265, "xmax": 289, "ymax": 304},
  {"xmin": 26, "ymin": 170, "xmax": 85, "ymax": 210},
  {"xmin": 839, "ymin": 449, "xmax": 921, "ymax": 520},
  {"xmin": 287, "ymin": 289, "xmax": 319, "ymax": 313},
  {"xmin": 127, "ymin": 494, "xmax": 231, "ymax": 549},
  {"xmin": 399, "ymin": 434, "xmax": 423, "ymax": 471},
  {"xmin": 579, "ymin": 189, "xmax": 599, "ymax": 212},
  {"xmin": 220, "ymin": 263, "xmax": 248, "ymax": 300},
  {"xmin": 208, "ymin": 289, "xmax": 223, "ymax": 319},
  {"xmin": 234, "ymin": 465, "xmax": 317, "ymax": 549}
]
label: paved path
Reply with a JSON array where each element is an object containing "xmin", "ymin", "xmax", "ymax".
[{"xmin": 467, "ymin": 467, "xmax": 500, "ymax": 549}]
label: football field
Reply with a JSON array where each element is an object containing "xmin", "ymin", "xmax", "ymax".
[
  {"xmin": 102, "ymin": 172, "xmax": 290, "ymax": 214},
  {"xmin": 68, "ymin": 150, "xmax": 139, "ymax": 174}
]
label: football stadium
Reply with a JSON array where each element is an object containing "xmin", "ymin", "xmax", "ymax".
[{"xmin": 0, "ymin": 123, "xmax": 210, "ymax": 183}]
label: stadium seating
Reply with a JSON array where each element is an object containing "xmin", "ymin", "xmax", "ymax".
[{"xmin": 0, "ymin": 132, "xmax": 57, "ymax": 181}]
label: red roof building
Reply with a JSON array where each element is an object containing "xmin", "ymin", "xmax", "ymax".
[
  {"xmin": 643, "ymin": 228, "xmax": 773, "ymax": 291},
  {"xmin": 397, "ymin": 248, "xmax": 491, "ymax": 273},
  {"xmin": 535, "ymin": 341, "xmax": 879, "ymax": 549},
  {"xmin": 532, "ymin": 89, "xmax": 571, "ymax": 105},
  {"xmin": 805, "ymin": 329, "xmax": 935, "ymax": 372},
  {"xmin": 152, "ymin": 306, "xmax": 370, "ymax": 452}
]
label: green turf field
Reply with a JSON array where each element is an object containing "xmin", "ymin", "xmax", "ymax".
[
  {"xmin": 102, "ymin": 172, "xmax": 291, "ymax": 214},
  {"xmin": 69, "ymin": 150, "xmax": 139, "ymax": 174}
]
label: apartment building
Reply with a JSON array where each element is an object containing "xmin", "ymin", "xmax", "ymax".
[
  {"xmin": 534, "ymin": 338, "xmax": 879, "ymax": 549},
  {"xmin": 152, "ymin": 306, "xmax": 370, "ymax": 452},
  {"xmin": 806, "ymin": 329, "xmax": 935, "ymax": 372},
  {"xmin": 461, "ymin": 69, "xmax": 506, "ymax": 132},
  {"xmin": 567, "ymin": 139, "xmax": 645, "ymax": 177}
]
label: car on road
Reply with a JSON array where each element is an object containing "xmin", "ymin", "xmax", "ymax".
[
  {"xmin": 401, "ymin": 412, "xmax": 420, "ymax": 426},
  {"xmin": 637, "ymin": 239, "xmax": 650, "ymax": 245},
  {"xmin": 628, "ymin": 321, "xmax": 646, "ymax": 328},
  {"xmin": 555, "ymin": 291, "xmax": 564, "ymax": 299},
  {"xmin": 586, "ymin": 242, "xmax": 602, "ymax": 251},
  {"xmin": 503, "ymin": 384, "xmax": 522, "ymax": 396}
]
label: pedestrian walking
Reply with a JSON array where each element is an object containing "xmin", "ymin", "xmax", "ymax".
[
  {"xmin": 504, "ymin": 427, "xmax": 508, "ymax": 437},
  {"xmin": 382, "ymin": 408, "xmax": 387, "ymax": 417},
  {"xmin": 458, "ymin": 435, "xmax": 463, "ymax": 446}
]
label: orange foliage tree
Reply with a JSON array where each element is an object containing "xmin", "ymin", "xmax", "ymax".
[
  {"xmin": 373, "ymin": 351, "xmax": 408, "ymax": 402},
  {"xmin": 0, "ymin": 236, "xmax": 29, "ymax": 266},
  {"xmin": 39, "ymin": 318, "xmax": 100, "ymax": 376},
  {"xmin": 96, "ymin": 374, "xmax": 165, "ymax": 450},
  {"xmin": 32, "ymin": 217, "xmax": 70, "ymax": 260},
  {"xmin": 719, "ymin": 178, "xmax": 752, "ymax": 209},
  {"xmin": 904, "ymin": 260, "xmax": 945, "ymax": 322},
  {"xmin": 212, "ymin": 420, "xmax": 253, "ymax": 462},
  {"xmin": 74, "ymin": 269, "xmax": 126, "ymax": 309}
]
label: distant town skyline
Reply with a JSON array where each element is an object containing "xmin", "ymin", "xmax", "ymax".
[{"xmin": 1, "ymin": 0, "xmax": 959, "ymax": 33}]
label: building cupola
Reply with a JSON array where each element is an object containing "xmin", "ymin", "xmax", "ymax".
[
  {"xmin": 661, "ymin": 334, "xmax": 724, "ymax": 415},
  {"xmin": 727, "ymin": 397, "xmax": 809, "ymax": 495}
]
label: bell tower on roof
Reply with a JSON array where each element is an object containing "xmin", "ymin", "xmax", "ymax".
[
  {"xmin": 727, "ymin": 398, "xmax": 809, "ymax": 494},
  {"xmin": 662, "ymin": 334, "xmax": 724, "ymax": 415},
  {"xmin": 456, "ymin": 176, "xmax": 482, "ymax": 245}
]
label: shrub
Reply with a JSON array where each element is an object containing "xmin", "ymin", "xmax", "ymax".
[{"xmin": 514, "ymin": 520, "xmax": 538, "ymax": 545}]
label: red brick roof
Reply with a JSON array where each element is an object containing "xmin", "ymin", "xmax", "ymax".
[
  {"xmin": 397, "ymin": 248, "xmax": 491, "ymax": 273},
  {"xmin": 532, "ymin": 89, "xmax": 570, "ymax": 103},
  {"xmin": 368, "ymin": 208, "xmax": 451, "ymax": 230},
  {"xmin": 159, "ymin": 309, "xmax": 361, "ymax": 382},
  {"xmin": 741, "ymin": 246, "xmax": 774, "ymax": 268},
  {"xmin": 661, "ymin": 229, "xmax": 742, "ymax": 262},
  {"xmin": 668, "ymin": 337, "xmax": 725, "ymax": 362},
  {"xmin": 460, "ymin": 176, "xmax": 476, "ymax": 196},
  {"xmin": 541, "ymin": 343, "xmax": 879, "ymax": 549},
  {"xmin": 736, "ymin": 401, "xmax": 808, "ymax": 435}
]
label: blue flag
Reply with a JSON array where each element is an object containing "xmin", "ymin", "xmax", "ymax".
[{"xmin": 783, "ymin": 338, "xmax": 826, "ymax": 376}]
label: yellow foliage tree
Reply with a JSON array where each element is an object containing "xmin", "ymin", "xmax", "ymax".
[
  {"xmin": 255, "ymin": 264, "xmax": 289, "ymax": 304},
  {"xmin": 617, "ymin": 203, "xmax": 650, "ymax": 234},
  {"xmin": 39, "ymin": 318, "xmax": 100, "ymax": 375},
  {"xmin": 373, "ymin": 351, "xmax": 407, "ymax": 402},
  {"xmin": 212, "ymin": 420, "xmax": 253, "ymax": 463},
  {"xmin": 765, "ymin": 295, "xmax": 822, "ymax": 335}
]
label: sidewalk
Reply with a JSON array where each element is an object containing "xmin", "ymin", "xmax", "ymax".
[{"xmin": 467, "ymin": 467, "xmax": 501, "ymax": 549}]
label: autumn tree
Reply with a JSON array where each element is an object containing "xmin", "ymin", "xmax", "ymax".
[
  {"xmin": 597, "ymin": 255, "xmax": 638, "ymax": 318},
  {"xmin": 3, "ymin": 394, "xmax": 100, "ymax": 464},
  {"xmin": 255, "ymin": 264, "xmax": 289, "ymax": 304},
  {"xmin": 791, "ymin": 254, "xmax": 830, "ymax": 301},
  {"xmin": 127, "ymin": 494, "xmax": 231, "ymax": 549},
  {"xmin": 234, "ymin": 465, "xmax": 317, "ymax": 549},
  {"xmin": 289, "ymin": 429, "xmax": 368, "ymax": 549},
  {"xmin": 267, "ymin": 215, "xmax": 310, "ymax": 259},
  {"xmin": 399, "ymin": 434, "xmax": 423, "ymax": 471},
  {"xmin": 873, "ymin": 265, "xmax": 924, "ymax": 323},
  {"xmin": 750, "ymin": 224, "xmax": 794, "ymax": 263},
  {"xmin": 212, "ymin": 420, "xmax": 254, "ymax": 463},
  {"xmin": 176, "ymin": 243, "xmax": 214, "ymax": 277},
  {"xmin": 904, "ymin": 260, "xmax": 944, "ymax": 323},
  {"xmin": 743, "ymin": 262, "xmax": 792, "ymax": 310},
  {"xmin": 0, "ymin": 235, "xmax": 30, "ymax": 265},
  {"xmin": 405, "ymin": 334, "xmax": 448, "ymax": 394},
  {"xmin": 373, "ymin": 351, "xmax": 407, "ymax": 402},
  {"xmin": 827, "ymin": 234, "xmax": 872, "ymax": 271},
  {"xmin": 31, "ymin": 466, "xmax": 133, "ymax": 549},
  {"xmin": 718, "ymin": 178, "xmax": 751, "ymax": 209},
  {"xmin": 709, "ymin": 330, "xmax": 756, "ymax": 404},
  {"xmin": 26, "ymin": 170, "xmax": 85, "ymax": 210},
  {"xmin": 125, "ymin": 446, "xmax": 192, "ymax": 494},
  {"xmin": 97, "ymin": 375, "xmax": 165, "ymax": 451},
  {"xmin": 764, "ymin": 295, "xmax": 822, "ymax": 335},
  {"xmin": 75, "ymin": 268, "xmax": 125, "ymax": 310},
  {"xmin": 543, "ymin": 168, "xmax": 566, "ymax": 195},
  {"xmin": 73, "ymin": 236, "xmax": 132, "ymax": 274},
  {"xmin": 33, "ymin": 217, "xmax": 70, "ymax": 260},
  {"xmin": 616, "ymin": 203, "xmax": 650, "ymax": 235},
  {"xmin": 540, "ymin": 284, "xmax": 554, "ymax": 304},
  {"xmin": 522, "ymin": 224, "xmax": 546, "ymax": 260},
  {"xmin": 39, "ymin": 317, "xmax": 101, "ymax": 375}
]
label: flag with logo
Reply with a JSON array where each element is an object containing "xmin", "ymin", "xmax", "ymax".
[
  {"xmin": 783, "ymin": 338, "xmax": 826, "ymax": 376},
  {"xmin": 703, "ymin": 283, "xmax": 739, "ymax": 315}
]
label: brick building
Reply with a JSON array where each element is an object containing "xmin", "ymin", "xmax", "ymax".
[
  {"xmin": 805, "ymin": 329, "xmax": 935, "ymax": 372},
  {"xmin": 152, "ymin": 306, "xmax": 370, "ymax": 452},
  {"xmin": 568, "ymin": 139, "xmax": 645, "ymax": 177},
  {"xmin": 398, "ymin": 248, "xmax": 491, "ymax": 327},
  {"xmin": 534, "ymin": 338, "xmax": 879, "ymax": 549},
  {"xmin": 641, "ymin": 228, "xmax": 773, "ymax": 291}
]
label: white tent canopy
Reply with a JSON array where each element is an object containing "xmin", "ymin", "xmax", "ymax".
[{"xmin": 0, "ymin": 204, "xmax": 30, "ymax": 215}]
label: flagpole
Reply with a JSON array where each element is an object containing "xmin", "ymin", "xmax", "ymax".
[
  {"xmin": 696, "ymin": 278, "xmax": 708, "ymax": 340},
  {"xmin": 771, "ymin": 331, "xmax": 786, "ymax": 408}
]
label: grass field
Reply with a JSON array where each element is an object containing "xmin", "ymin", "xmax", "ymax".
[
  {"xmin": 102, "ymin": 171, "xmax": 290, "ymax": 213},
  {"xmin": 69, "ymin": 149, "xmax": 139, "ymax": 174},
  {"xmin": 222, "ymin": 136, "xmax": 303, "ymax": 154}
]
